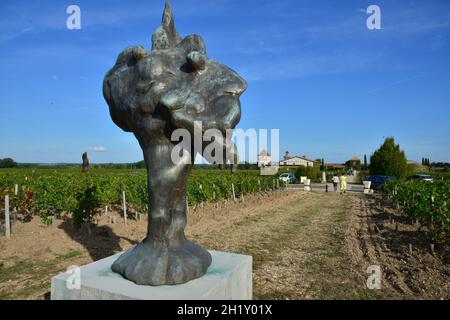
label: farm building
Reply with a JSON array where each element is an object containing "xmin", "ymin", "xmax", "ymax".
[
  {"xmin": 257, "ymin": 149, "xmax": 271, "ymax": 167},
  {"xmin": 324, "ymin": 163, "xmax": 346, "ymax": 170},
  {"xmin": 279, "ymin": 151, "xmax": 315, "ymax": 167}
]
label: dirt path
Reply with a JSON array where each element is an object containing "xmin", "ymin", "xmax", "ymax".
[
  {"xmin": 0, "ymin": 190, "xmax": 448, "ymax": 300},
  {"xmin": 193, "ymin": 191, "xmax": 376, "ymax": 299}
]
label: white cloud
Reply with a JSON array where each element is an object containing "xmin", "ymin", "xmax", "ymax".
[{"xmin": 89, "ymin": 146, "xmax": 106, "ymax": 152}]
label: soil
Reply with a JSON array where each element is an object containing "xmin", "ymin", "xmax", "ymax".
[{"xmin": 0, "ymin": 190, "xmax": 448, "ymax": 300}]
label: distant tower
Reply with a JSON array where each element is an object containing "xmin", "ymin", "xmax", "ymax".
[
  {"xmin": 258, "ymin": 149, "xmax": 271, "ymax": 167},
  {"xmin": 82, "ymin": 152, "xmax": 89, "ymax": 172},
  {"xmin": 284, "ymin": 151, "xmax": 290, "ymax": 160}
]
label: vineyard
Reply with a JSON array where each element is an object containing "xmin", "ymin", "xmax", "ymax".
[
  {"xmin": 382, "ymin": 180, "xmax": 450, "ymax": 242},
  {"xmin": 0, "ymin": 169, "xmax": 283, "ymax": 226}
]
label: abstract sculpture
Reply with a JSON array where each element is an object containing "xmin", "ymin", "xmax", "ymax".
[
  {"xmin": 82, "ymin": 152, "xmax": 89, "ymax": 173},
  {"xmin": 103, "ymin": 1, "xmax": 247, "ymax": 285}
]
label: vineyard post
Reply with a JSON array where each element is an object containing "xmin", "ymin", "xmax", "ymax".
[
  {"xmin": 258, "ymin": 179, "xmax": 261, "ymax": 192},
  {"xmin": 122, "ymin": 191, "xmax": 127, "ymax": 226},
  {"xmin": 14, "ymin": 184, "xmax": 18, "ymax": 196},
  {"xmin": 212, "ymin": 184, "xmax": 218, "ymax": 208},
  {"xmin": 105, "ymin": 206, "xmax": 108, "ymax": 217},
  {"xmin": 4, "ymin": 195, "xmax": 11, "ymax": 238},
  {"xmin": 232, "ymin": 184, "xmax": 236, "ymax": 202}
]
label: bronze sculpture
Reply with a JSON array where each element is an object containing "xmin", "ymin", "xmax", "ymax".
[
  {"xmin": 82, "ymin": 152, "xmax": 89, "ymax": 173},
  {"xmin": 103, "ymin": 1, "xmax": 247, "ymax": 285}
]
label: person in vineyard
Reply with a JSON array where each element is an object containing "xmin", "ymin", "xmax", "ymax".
[
  {"xmin": 332, "ymin": 175, "xmax": 339, "ymax": 192},
  {"xmin": 339, "ymin": 173, "xmax": 347, "ymax": 194}
]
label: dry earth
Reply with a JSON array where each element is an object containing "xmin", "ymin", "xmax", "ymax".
[{"xmin": 0, "ymin": 190, "xmax": 448, "ymax": 300}]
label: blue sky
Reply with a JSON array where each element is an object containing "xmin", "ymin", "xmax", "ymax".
[{"xmin": 0, "ymin": 0, "xmax": 449, "ymax": 164}]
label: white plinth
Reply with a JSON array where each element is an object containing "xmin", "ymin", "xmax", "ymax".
[{"xmin": 51, "ymin": 250, "xmax": 252, "ymax": 300}]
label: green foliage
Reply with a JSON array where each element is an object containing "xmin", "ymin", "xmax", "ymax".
[
  {"xmin": 237, "ymin": 162, "xmax": 259, "ymax": 170},
  {"xmin": 73, "ymin": 185, "xmax": 102, "ymax": 227},
  {"xmin": 370, "ymin": 137, "xmax": 408, "ymax": 179},
  {"xmin": 382, "ymin": 180, "xmax": 450, "ymax": 242},
  {"xmin": 346, "ymin": 159, "xmax": 361, "ymax": 171},
  {"xmin": 0, "ymin": 168, "xmax": 281, "ymax": 224},
  {"xmin": 295, "ymin": 166, "xmax": 321, "ymax": 181},
  {"xmin": 0, "ymin": 158, "xmax": 17, "ymax": 168}
]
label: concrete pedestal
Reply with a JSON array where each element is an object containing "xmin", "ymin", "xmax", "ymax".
[{"xmin": 51, "ymin": 250, "xmax": 252, "ymax": 300}]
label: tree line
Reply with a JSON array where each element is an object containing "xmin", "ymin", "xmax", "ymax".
[{"xmin": 0, "ymin": 158, "xmax": 18, "ymax": 168}]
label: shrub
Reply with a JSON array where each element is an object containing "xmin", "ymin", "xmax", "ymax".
[{"xmin": 295, "ymin": 166, "xmax": 321, "ymax": 181}]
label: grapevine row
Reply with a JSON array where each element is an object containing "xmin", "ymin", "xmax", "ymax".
[
  {"xmin": 0, "ymin": 170, "xmax": 283, "ymax": 225},
  {"xmin": 381, "ymin": 180, "xmax": 449, "ymax": 242}
]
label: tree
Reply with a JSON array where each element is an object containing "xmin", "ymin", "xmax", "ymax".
[
  {"xmin": 0, "ymin": 158, "xmax": 18, "ymax": 168},
  {"xmin": 363, "ymin": 154, "xmax": 368, "ymax": 170},
  {"xmin": 369, "ymin": 137, "xmax": 408, "ymax": 179}
]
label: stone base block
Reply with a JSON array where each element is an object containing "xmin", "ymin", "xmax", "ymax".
[{"xmin": 51, "ymin": 250, "xmax": 252, "ymax": 300}]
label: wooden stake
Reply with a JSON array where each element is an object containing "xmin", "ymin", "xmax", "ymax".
[
  {"xmin": 122, "ymin": 191, "xmax": 127, "ymax": 226},
  {"xmin": 5, "ymin": 196, "xmax": 10, "ymax": 238},
  {"xmin": 232, "ymin": 184, "xmax": 236, "ymax": 202},
  {"xmin": 14, "ymin": 184, "xmax": 18, "ymax": 196},
  {"xmin": 409, "ymin": 243, "xmax": 413, "ymax": 255},
  {"xmin": 430, "ymin": 243, "xmax": 435, "ymax": 255}
]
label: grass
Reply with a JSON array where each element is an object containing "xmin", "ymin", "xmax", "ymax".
[
  {"xmin": 0, "ymin": 249, "xmax": 83, "ymax": 299},
  {"xmin": 56, "ymin": 249, "xmax": 81, "ymax": 261}
]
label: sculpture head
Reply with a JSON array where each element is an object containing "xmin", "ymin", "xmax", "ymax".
[{"xmin": 103, "ymin": 1, "xmax": 247, "ymax": 161}]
